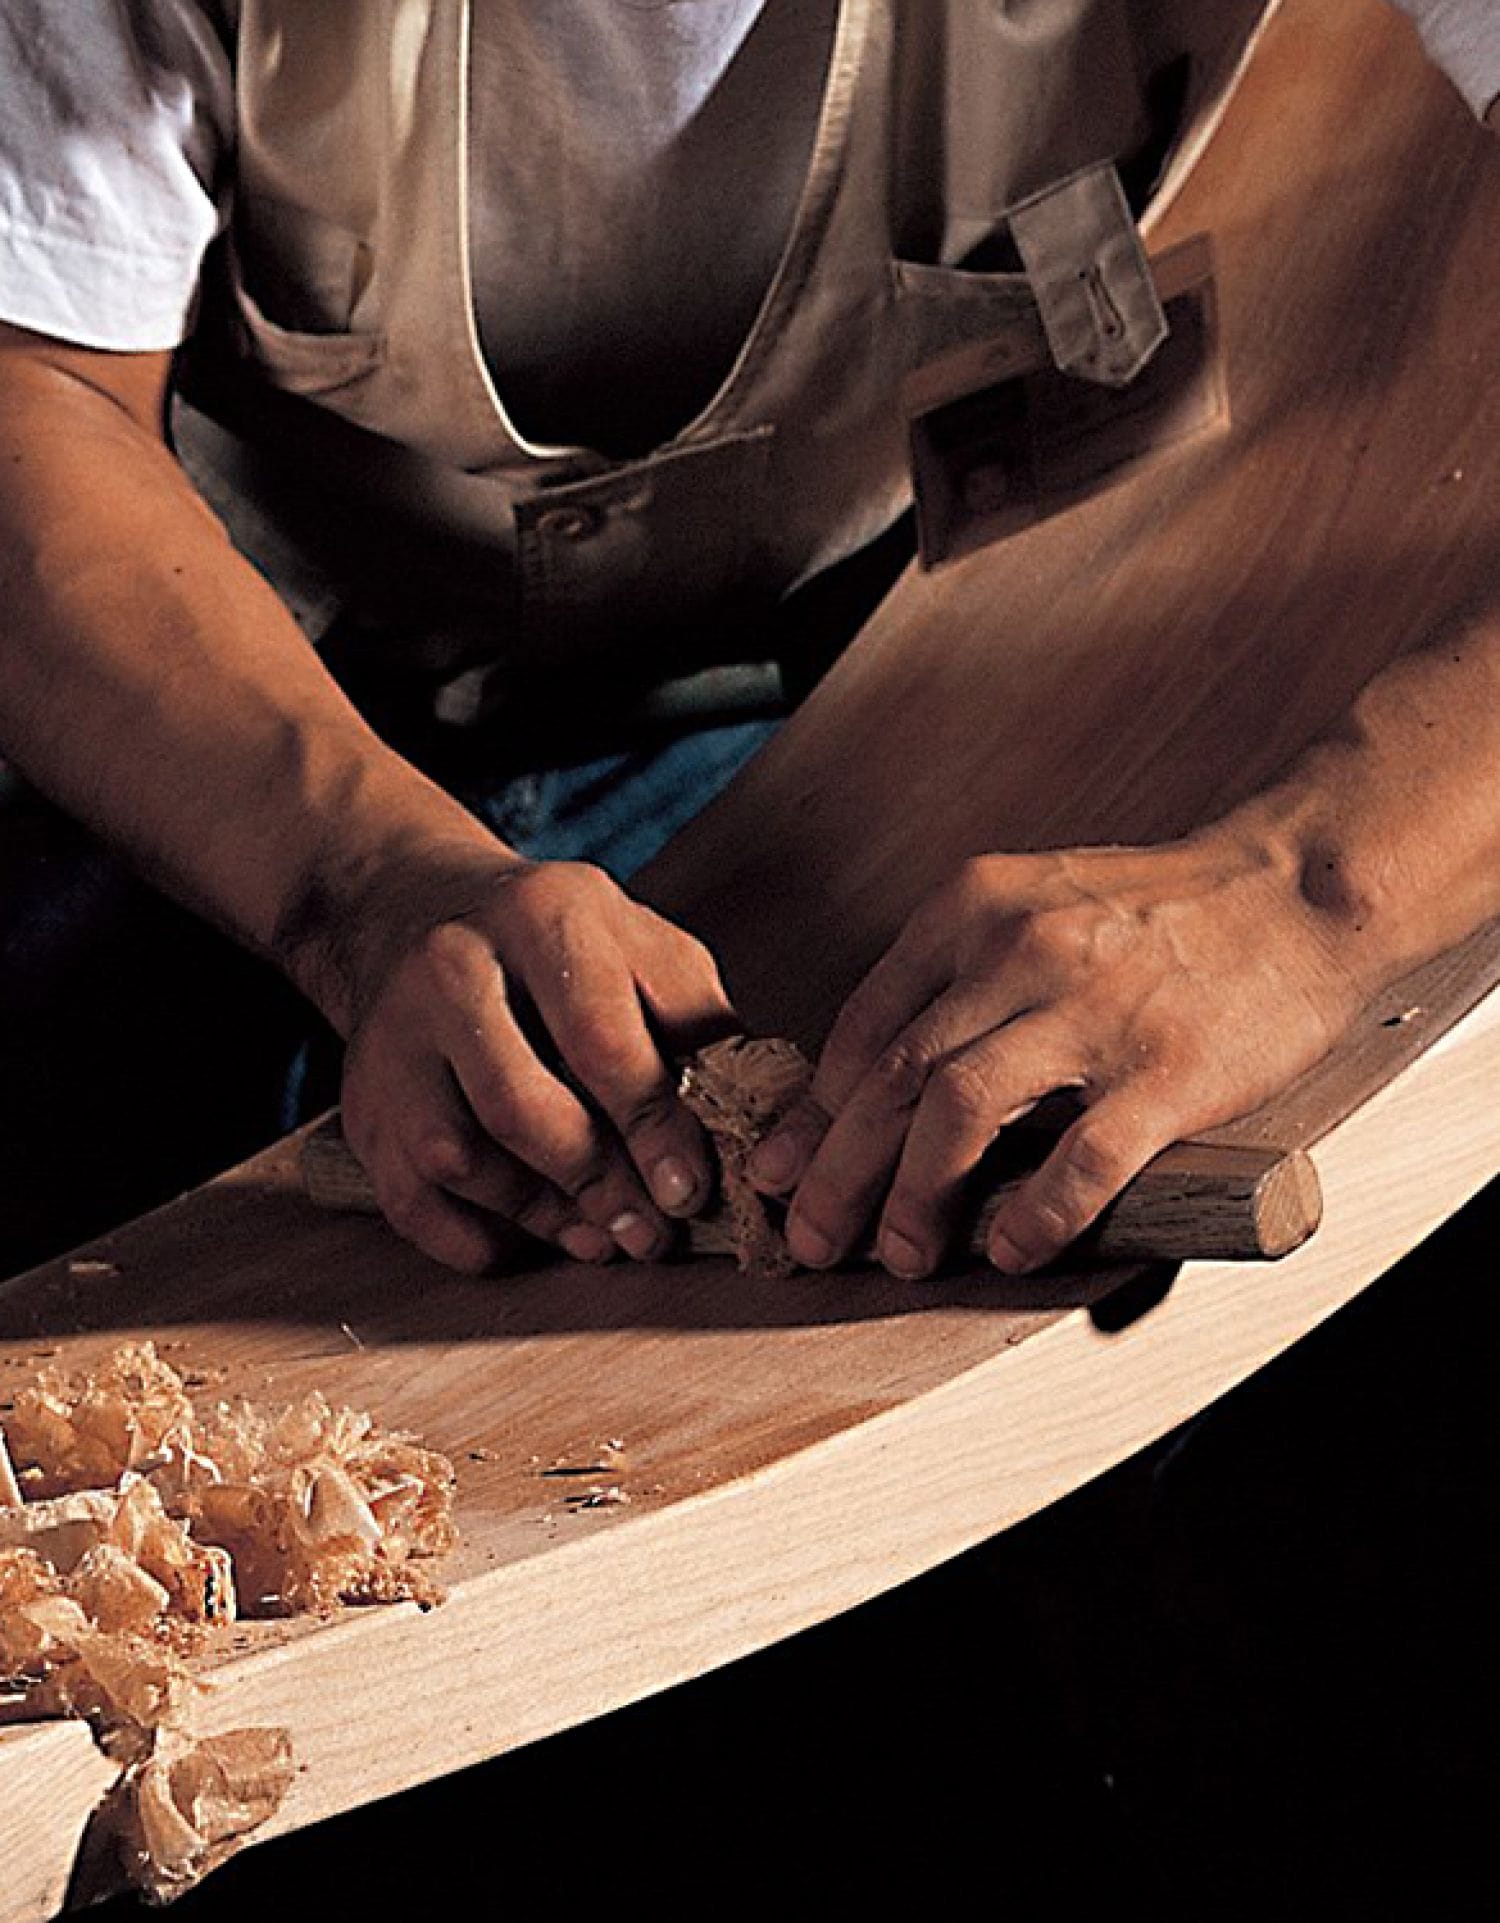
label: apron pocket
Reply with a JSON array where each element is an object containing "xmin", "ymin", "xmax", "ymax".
[
  {"xmin": 230, "ymin": 283, "xmax": 386, "ymax": 400},
  {"xmin": 891, "ymin": 258, "xmax": 1039, "ymax": 371}
]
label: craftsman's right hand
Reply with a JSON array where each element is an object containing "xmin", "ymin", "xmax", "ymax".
[{"xmin": 333, "ymin": 854, "xmax": 736, "ymax": 1272}]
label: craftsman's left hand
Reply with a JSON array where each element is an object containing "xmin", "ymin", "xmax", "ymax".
[{"xmin": 749, "ymin": 833, "xmax": 1369, "ymax": 1275}]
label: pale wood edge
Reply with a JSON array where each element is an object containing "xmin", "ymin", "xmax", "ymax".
[
  {"xmin": 7, "ymin": 984, "xmax": 1496, "ymax": 1918},
  {"xmin": 1141, "ymin": 0, "xmax": 1287, "ymax": 239},
  {"xmin": 0, "ymin": 1724, "xmax": 119, "ymax": 1923}
]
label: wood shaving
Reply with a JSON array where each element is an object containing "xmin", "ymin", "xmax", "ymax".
[
  {"xmin": 563, "ymin": 1486, "xmax": 630, "ymax": 1513},
  {"xmin": 6, "ymin": 1342, "xmax": 195, "ymax": 1499},
  {"xmin": 0, "ymin": 1479, "xmax": 235, "ymax": 1629},
  {"xmin": 0, "ymin": 1425, "xmax": 22, "ymax": 1508},
  {"xmin": 116, "ymin": 1726, "xmax": 298, "ymax": 1905},
  {"xmin": 679, "ymin": 1036, "xmax": 814, "ymax": 1280},
  {"xmin": 0, "ymin": 1341, "xmax": 458, "ymax": 1900}
]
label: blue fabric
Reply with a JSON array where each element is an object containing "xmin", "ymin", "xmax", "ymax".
[{"xmin": 471, "ymin": 717, "xmax": 778, "ymax": 880}]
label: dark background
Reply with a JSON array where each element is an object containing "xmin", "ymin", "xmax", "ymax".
[{"xmin": 81, "ymin": 1177, "xmax": 1500, "ymax": 1922}]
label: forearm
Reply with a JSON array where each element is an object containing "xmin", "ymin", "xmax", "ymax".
[
  {"xmin": 0, "ymin": 332, "xmax": 732, "ymax": 1272},
  {"xmin": 1206, "ymin": 599, "xmax": 1500, "ymax": 996},
  {"xmin": 0, "ymin": 342, "xmax": 512, "ymax": 1030}
]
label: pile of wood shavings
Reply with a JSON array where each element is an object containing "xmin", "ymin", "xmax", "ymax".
[
  {"xmin": 0, "ymin": 1341, "xmax": 457, "ymax": 1902},
  {"xmin": 679, "ymin": 1036, "xmax": 814, "ymax": 1279}
]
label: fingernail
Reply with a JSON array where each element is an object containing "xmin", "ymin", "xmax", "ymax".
[
  {"xmin": 880, "ymin": 1230, "xmax": 931, "ymax": 1280},
  {"xmin": 650, "ymin": 1155, "xmax": 699, "ymax": 1213},
  {"xmin": 988, "ymin": 1229, "xmax": 1033, "ymax": 1274},
  {"xmin": 786, "ymin": 1217, "xmax": 835, "ymax": 1267},
  {"xmin": 749, "ymin": 1133, "xmax": 805, "ymax": 1191},
  {"xmin": 609, "ymin": 1209, "xmax": 665, "ymax": 1260},
  {"xmin": 560, "ymin": 1224, "xmax": 616, "ymax": 1264}
]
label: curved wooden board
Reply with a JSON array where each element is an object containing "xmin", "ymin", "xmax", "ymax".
[
  {"xmin": 3, "ymin": 0, "xmax": 1500, "ymax": 1911},
  {"xmin": 4, "ymin": 990, "xmax": 1498, "ymax": 1919},
  {"xmin": 641, "ymin": 2, "xmax": 1500, "ymax": 1060}
]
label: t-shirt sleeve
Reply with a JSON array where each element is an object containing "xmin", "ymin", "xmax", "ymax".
[
  {"xmin": 1389, "ymin": 0, "xmax": 1500, "ymax": 120},
  {"xmin": 0, "ymin": 0, "xmax": 232, "ymax": 351}
]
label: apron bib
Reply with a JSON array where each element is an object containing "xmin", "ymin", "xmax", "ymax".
[{"xmin": 176, "ymin": 0, "xmax": 1276, "ymax": 720}]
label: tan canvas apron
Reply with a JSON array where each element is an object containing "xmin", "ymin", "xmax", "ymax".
[{"xmin": 175, "ymin": 0, "xmax": 1275, "ymax": 727}]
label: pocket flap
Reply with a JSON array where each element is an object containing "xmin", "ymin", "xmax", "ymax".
[{"xmin": 1007, "ymin": 163, "xmax": 1168, "ymax": 388}]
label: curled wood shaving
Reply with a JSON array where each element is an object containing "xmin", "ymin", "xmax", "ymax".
[
  {"xmin": 118, "ymin": 1727, "xmax": 298, "ymax": 1905},
  {"xmin": 171, "ymin": 1392, "xmax": 457, "ymax": 1615},
  {"xmin": 679, "ymin": 1036, "xmax": 814, "ymax": 1279},
  {"xmin": 0, "ymin": 1342, "xmax": 458, "ymax": 1899},
  {"xmin": 5, "ymin": 1343, "xmax": 195, "ymax": 1500},
  {"xmin": 3, "ymin": 1345, "xmax": 455, "ymax": 1617},
  {"xmin": 0, "ymin": 1545, "xmax": 198, "ymax": 1764},
  {"xmin": 0, "ymin": 1479, "xmax": 235, "ymax": 1629}
]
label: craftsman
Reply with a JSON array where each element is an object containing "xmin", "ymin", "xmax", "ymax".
[{"xmin": 0, "ymin": 1, "xmax": 1496, "ymax": 1282}]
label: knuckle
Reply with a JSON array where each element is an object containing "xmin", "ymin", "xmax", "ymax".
[
  {"xmin": 929, "ymin": 1053, "xmax": 998, "ymax": 1128},
  {"xmin": 951, "ymin": 853, "xmax": 998, "ymax": 906},
  {"xmin": 827, "ymin": 996, "xmax": 891, "ymax": 1073},
  {"xmin": 431, "ymin": 1229, "xmax": 494, "ymax": 1277},
  {"xmin": 1015, "ymin": 906, "xmax": 1099, "ymax": 979},
  {"xmin": 869, "ymin": 1040, "xmax": 935, "ymax": 1111},
  {"xmin": 417, "ymin": 918, "xmax": 489, "ymax": 994},
  {"xmin": 1064, "ymin": 1116, "xmax": 1136, "ymax": 1193},
  {"xmin": 688, "ymin": 941, "xmax": 730, "ymax": 1000},
  {"xmin": 462, "ymin": 1063, "xmax": 524, "ymax": 1145},
  {"xmin": 508, "ymin": 1189, "xmax": 571, "ymax": 1242},
  {"xmin": 1011, "ymin": 914, "xmax": 1063, "ymax": 973},
  {"xmin": 1141, "ymin": 1023, "xmax": 1203, "ymax": 1085},
  {"xmin": 525, "ymin": 858, "xmax": 611, "ymax": 915},
  {"xmin": 410, "ymin": 1133, "xmax": 474, "ymax": 1185},
  {"xmin": 1006, "ymin": 1181, "xmax": 1089, "ymax": 1253},
  {"xmin": 561, "ymin": 1010, "xmax": 644, "ymax": 1093},
  {"xmin": 881, "ymin": 1187, "xmax": 940, "ymax": 1240},
  {"xmin": 379, "ymin": 1170, "xmax": 504, "ymax": 1273},
  {"xmin": 458, "ymin": 1148, "xmax": 539, "ymax": 1217},
  {"xmin": 549, "ymin": 1141, "xmax": 617, "ymax": 1201},
  {"xmin": 1015, "ymin": 1199, "xmax": 1077, "ymax": 1252},
  {"xmin": 617, "ymin": 1085, "xmax": 684, "ymax": 1144},
  {"xmin": 1002, "ymin": 1126, "xmax": 1139, "ymax": 1259},
  {"xmin": 941, "ymin": 854, "xmax": 1013, "ymax": 932},
  {"xmin": 668, "ymin": 946, "xmax": 735, "ymax": 1027},
  {"xmin": 377, "ymin": 1173, "xmax": 435, "ymax": 1243}
]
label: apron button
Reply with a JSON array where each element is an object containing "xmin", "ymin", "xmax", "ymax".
[{"xmin": 535, "ymin": 504, "xmax": 601, "ymax": 540}]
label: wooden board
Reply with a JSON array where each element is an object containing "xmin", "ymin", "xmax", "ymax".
[
  {"xmin": 5, "ymin": 1, "xmax": 1500, "ymax": 1911},
  {"xmin": 643, "ymin": 9, "xmax": 1500, "ymax": 1056}
]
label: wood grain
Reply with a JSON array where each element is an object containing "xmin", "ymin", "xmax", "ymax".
[
  {"xmin": 0, "ymin": 1726, "xmax": 118, "ymax": 1923},
  {"xmin": 4, "ymin": 2, "xmax": 1500, "ymax": 1911}
]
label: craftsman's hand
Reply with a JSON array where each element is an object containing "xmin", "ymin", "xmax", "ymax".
[
  {"xmin": 336, "ymin": 855, "xmax": 735, "ymax": 1273},
  {"xmin": 749, "ymin": 832, "xmax": 1368, "ymax": 1276}
]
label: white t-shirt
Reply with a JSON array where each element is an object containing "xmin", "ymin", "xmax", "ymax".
[
  {"xmin": 0, "ymin": 0, "xmax": 230, "ymax": 350},
  {"xmin": 0, "ymin": 1, "xmax": 1496, "ymax": 370},
  {"xmin": 1391, "ymin": 0, "xmax": 1500, "ymax": 116}
]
